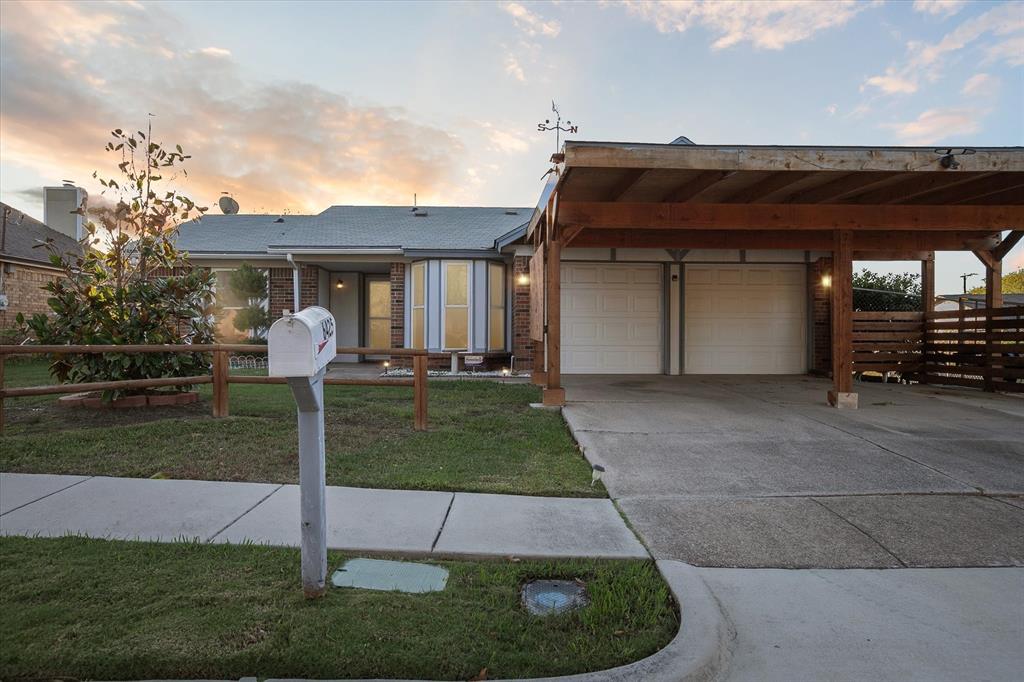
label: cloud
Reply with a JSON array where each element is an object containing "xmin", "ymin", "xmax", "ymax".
[
  {"xmin": 912, "ymin": 0, "xmax": 967, "ymax": 18},
  {"xmin": 196, "ymin": 47, "xmax": 231, "ymax": 58},
  {"xmin": 961, "ymin": 72, "xmax": 1000, "ymax": 97},
  {"xmin": 501, "ymin": 2, "xmax": 561, "ymax": 38},
  {"xmin": 881, "ymin": 107, "xmax": 983, "ymax": 145},
  {"xmin": 0, "ymin": 1, "xmax": 468, "ymax": 215},
  {"xmin": 824, "ymin": 103, "xmax": 838, "ymax": 116},
  {"xmin": 618, "ymin": 0, "xmax": 874, "ymax": 50},
  {"xmin": 504, "ymin": 54, "xmax": 526, "ymax": 82},
  {"xmin": 863, "ymin": 2, "xmax": 1024, "ymax": 96},
  {"xmin": 862, "ymin": 70, "xmax": 919, "ymax": 94}
]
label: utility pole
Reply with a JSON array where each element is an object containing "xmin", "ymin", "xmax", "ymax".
[{"xmin": 960, "ymin": 272, "xmax": 978, "ymax": 294}]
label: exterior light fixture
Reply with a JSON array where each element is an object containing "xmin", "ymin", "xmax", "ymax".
[
  {"xmin": 383, "ymin": 360, "xmax": 390, "ymax": 375},
  {"xmin": 501, "ymin": 367, "xmax": 510, "ymax": 379},
  {"xmin": 591, "ymin": 464, "xmax": 605, "ymax": 487},
  {"xmin": 821, "ymin": 274, "xmax": 832, "ymax": 289},
  {"xmin": 517, "ymin": 273, "xmax": 530, "ymax": 286},
  {"xmin": 335, "ymin": 279, "xmax": 345, "ymax": 289}
]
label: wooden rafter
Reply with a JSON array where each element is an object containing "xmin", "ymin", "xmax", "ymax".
[
  {"xmin": 568, "ymin": 228, "xmax": 999, "ymax": 251},
  {"xmin": 993, "ymin": 230, "xmax": 1024, "ymax": 261},
  {"xmin": 608, "ymin": 169, "xmax": 650, "ymax": 201},
  {"xmin": 662, "ymin": 170, "xmax": 733, "ymax": 202},
  {"xmin": 916, "ymin": 174, "xmax": 1024, "ymax": 205},
  {"xmin": 558, "ymin": 201, "xmax": 1024, "ymax": 232},
  {"xmin": 724, "ymin": 171, "xmax": 814, "ymax": 203},
  {"xmin": 849, "ymin": 172, "xmax": 995, "ymax": 205},
  {"xmin": 782, "ymin": 172, "xmax": 897, "ymax": 204}
]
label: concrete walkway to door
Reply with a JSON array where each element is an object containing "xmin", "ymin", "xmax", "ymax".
[{"xmin": 563, "ymin": 375, "xmax": 1024, "ymax": 568}]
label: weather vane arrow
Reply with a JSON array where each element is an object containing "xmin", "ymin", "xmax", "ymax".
[{"xmin": 537, "ymin": 100, "xmax": 578, "ymax": 153}]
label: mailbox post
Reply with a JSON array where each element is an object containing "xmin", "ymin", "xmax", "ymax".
[{"xmin": 268, "ymin": 306, "xmax": 337, "ymax": 598}]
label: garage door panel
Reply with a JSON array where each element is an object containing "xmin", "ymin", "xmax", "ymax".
[
  {"xmin": 562, "ymin": 263, "xmax": 663, "ymax": 374},
  {"xmin": 685, "ymin": 264, "xmax": 806, "ymax": 375}
]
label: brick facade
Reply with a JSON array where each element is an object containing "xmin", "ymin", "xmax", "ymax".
[
  {"xmin": 809, "ymin": 257, "xmax": 831, "ymax": 375},
  {"xmin": 268, "ymin": 265, "xmax": 319, "ymax": 318},
  {"xmin": 390, "ymin": 262, "xmax": 405, "ymax": 349},
  {"xmin": 0, "ymin": 263, "xmax": 64, "ymax": 330},
  {"xmin": 512, "ymin": 255, "xmax": 533, "ymax": 368}
]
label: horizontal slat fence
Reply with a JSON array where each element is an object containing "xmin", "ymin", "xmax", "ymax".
[
  {"xmin": 923, "ymin": 306, "xmax": 1024, "ymax": 393},
  {"xmin": 0, "ymin": 344, "xmax": 431, "ymax": 434},
  {"xmin": 852, "ymin": 311, "xmax": 925, "ymax": 376}
]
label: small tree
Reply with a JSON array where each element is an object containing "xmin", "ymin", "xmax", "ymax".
[
  {"xmin": 969, "ymin": 267, "xmax": 1024, "ymax": 295},
  {"xmin": 18, "ymin": 124, "xmax": 216, "ymax": 398},
  {"xmin": 227, "ymin": 263, "xmax": 270, "ymax": 342},
  {"xmin": 852, "ymin": 268, "xmax": 922, "ymax": 311}
]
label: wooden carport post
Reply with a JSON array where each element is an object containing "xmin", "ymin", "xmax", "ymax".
[
  {"xmin": 542, "ymin": 227, "xmax": 565, "ymax": 406},
  {"xmin": 921, "ymin": 252, "xmax": 935, "ymax": 314},
  {"xmin": 828, "ymin": 229, "xmax": 857, "ymax": 409}
]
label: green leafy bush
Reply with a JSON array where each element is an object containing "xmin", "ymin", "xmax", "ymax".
[{"xmin": 17, "ymin": 125, "xmax": 215, "ymax": 398}]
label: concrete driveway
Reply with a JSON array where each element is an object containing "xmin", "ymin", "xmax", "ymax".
[{"xmin": 563, "ymin": 375, "xmax": 1024, "ymax": 568}]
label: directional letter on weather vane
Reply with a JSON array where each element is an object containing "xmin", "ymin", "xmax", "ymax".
[{"xmin": 537, "ymin": 100, "xmax": 578, "ymax": 153}]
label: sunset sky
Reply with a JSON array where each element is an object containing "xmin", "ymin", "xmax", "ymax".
[{"xmin": 1, "ymin": 0, "xmax": 1021, "ymax": 292}]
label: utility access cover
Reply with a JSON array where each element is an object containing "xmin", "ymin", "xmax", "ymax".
[
  {"xmin": 522, "ymin": 579, "xmax": 589, "ymax": 616},
  {"xmin": 331, "ymin": 558, "xmax": 448, "ymax": 594}
]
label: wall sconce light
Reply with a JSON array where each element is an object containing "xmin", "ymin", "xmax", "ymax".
[
  {"xmin": 821, "ymin": 274, "xmax": 832, "ymax": 289},
  {"xmin": 335, "ymin": 279, "xmax": 345, "ymax": 289},
  {"xmin": 516, "ymin": 273, "xmax": 530, "ymax": 286}
]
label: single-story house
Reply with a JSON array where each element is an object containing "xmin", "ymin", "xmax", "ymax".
[
  {"xmin": 174, "ymin": 140, "xmax": 1023, "ymax": 407},
  {"xmin": 0, "ymin": 189, "xmax": 84, "ymax": 333},
  {"xmin": 934, "ymin": 293, "xmax": 1024, "ymax": 311}
]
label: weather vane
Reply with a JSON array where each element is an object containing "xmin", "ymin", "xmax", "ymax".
[{"xmin": 537, "ymin": 100, "xmax": 578, "ymax": 153}]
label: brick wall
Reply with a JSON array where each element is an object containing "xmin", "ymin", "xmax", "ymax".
[
  {"xmin": 390, "ymin": 262, "xmax": 405, "ymax": 349},
  {"xmin": 0, "ymin": 263, "xmax": 63, "ymax": 329},
  {"xmin": 809, "ymin": 257, "xmax": 831, "ymax": 375},
  {"xmin": 512, "ymin": 255, "xmax": 533, "ymax": 367},
  {"xmin": 268, "ymin": 265, "xmax": 319, "ymax": 318}
]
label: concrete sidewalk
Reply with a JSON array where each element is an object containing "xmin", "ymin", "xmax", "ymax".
[{"xmin": 0, "ymin": 473, "xmax": 647, "ymax": 559}]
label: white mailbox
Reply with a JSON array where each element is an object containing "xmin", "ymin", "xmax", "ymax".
[
  {"xmin": 268, "ymin": 306, "xmax": 337, "ymax": 377},
  {"xmin": 267, "ymin": 306, "xmax": 336, "ymax": 598}
]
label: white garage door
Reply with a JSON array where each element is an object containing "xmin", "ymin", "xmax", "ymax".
[
  {"xmin": 561, "ymin": 263, "xmax": 663, "ymax": 374},
  {"xmin": 685, "ymin": 264, "xmax": 806, "ymax": 374}
]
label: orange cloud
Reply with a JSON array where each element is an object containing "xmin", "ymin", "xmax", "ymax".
[{"xmin": 0, "ymin": 1, "xmax": 467, "ymax": 216}]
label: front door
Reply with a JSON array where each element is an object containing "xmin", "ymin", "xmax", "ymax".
[{"xmin": 365, "ymin": 278, "xmax": 391, "ymax": 358}]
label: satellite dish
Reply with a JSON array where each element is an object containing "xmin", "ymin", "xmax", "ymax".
[{"xmin": 219, "ymin": 195, "xmax": 240, "ymax": 215}]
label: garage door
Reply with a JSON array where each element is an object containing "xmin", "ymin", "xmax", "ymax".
[
  {"xmin": 685, "ymin": 264, "xmax": 806, "ymax": 374},
  {"xmin": 561, "ymin": 263, "xmax": 663, "ymax": 374}
]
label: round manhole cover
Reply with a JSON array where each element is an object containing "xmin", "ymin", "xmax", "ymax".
[{"xmin": 522, "ymin": 579, "xmax": 589, "ymax": 616}]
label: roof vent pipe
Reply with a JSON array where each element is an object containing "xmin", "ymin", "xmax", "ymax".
[
  {"xmin": 670, "ymin": 136, "xmax": 696, "ymax": 145},
  {"xmin": 286, "ymin": 253, "xmax": 301, "ymax": 313}
]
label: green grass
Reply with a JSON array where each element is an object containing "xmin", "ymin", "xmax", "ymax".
[
  {"xmin": 1, "ymin": 359, "xmax": 598, "ymax": 497},
  {"xmin": 0, "ymin": 536, "xmax": 677, "ymax": 680}
]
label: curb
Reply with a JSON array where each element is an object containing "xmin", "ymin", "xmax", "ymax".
[{"xmin": 262, "ymin": 559, "xmax": 732, "ymax": 682}]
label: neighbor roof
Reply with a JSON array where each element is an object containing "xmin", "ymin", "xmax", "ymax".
[
  {"xmin": 936, "ymin": 293, "xmax": 1024, "ymax": 307},
  {"xmin": 0, "ymin": 202, "xmax": 81, "ymax": 266},
  {"xmin": 174, "ymin": 206, "xmax": 531, "ymax": 256}
]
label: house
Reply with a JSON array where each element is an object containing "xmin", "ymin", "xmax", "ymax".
[
  {"xmin": 119, "ymin": 139, "xmax": 1024, "ymax": 407},
  {"xmin": 0, "ymin": 187, "xmax": 85, "ymax": 333},
  {"xmin": 934, "ymin": 293, "xmax": 1024, "ymax": 311},
  {"xmin": 174, "ymin": 206, "xmax": 534, "ymax": 367}
]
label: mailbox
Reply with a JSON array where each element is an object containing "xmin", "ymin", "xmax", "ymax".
[
  {"xmin": 268, "ymin": 306, "xmax": 337, "ymax": 377},
  {"xmin": 267, "ymin": 306, "xmax": 336, "ymax": 598}
]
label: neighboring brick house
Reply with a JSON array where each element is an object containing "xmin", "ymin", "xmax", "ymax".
[
  {"xmin": 0, "ymin": 199, "xmax": 82, "ymax": 335},
  {"xmin": 174, "ymin": 206, "xmax": 533, "ymax": 370}
]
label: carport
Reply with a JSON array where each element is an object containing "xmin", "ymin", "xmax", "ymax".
[{"xmin": 526, "ymin": 141, "xmax": 1024, "ymax": 407}]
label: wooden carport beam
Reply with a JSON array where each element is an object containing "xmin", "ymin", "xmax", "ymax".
[
  {"xmin": 828, "ymin": 229, "xmax": 857, "ymax": 409},
  {"xmin": 557, "ymin": 202, "xmax": 1024, "ymax": 231}
]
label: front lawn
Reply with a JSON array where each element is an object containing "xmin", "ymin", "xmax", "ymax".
[
  {"xmin": 0, "ymin": 359, "xmax": 597, "ymax": 497},
  {"xmin": 0, "ymin": 536, "xmax": 676, "ymax": 680}
]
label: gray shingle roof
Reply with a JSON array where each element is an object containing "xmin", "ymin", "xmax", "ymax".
[
  {"xmin": 0, "ymin": 202, "xmax": 81, "ymax": 266},
  {"xmin": 174, "ymin": 206, "xmax": 531, "ymax": 255}
]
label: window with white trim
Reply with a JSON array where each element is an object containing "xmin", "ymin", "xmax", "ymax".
[
  {"xmin": 443, "ymin": 261, "xmax": 470, "ymax": 350},
  {"xmin": 411, "ymin": 261, "xmax": 426, "ymax": 349},
  {"xmin": 488, "ymin": 262, "xmax": 505, "ymax": 350}
]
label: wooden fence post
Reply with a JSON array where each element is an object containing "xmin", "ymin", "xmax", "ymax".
[
  {"xmin": 212, "ymin": 350, "xmax": 229, "ymax": 417},
  {"xmin": 413, "ymin": 354, "xmax": 427, "ymax": 431}
]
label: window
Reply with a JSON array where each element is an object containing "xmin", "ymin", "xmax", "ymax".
[
  {"xmin": 488, "ymin": 262, "xmax": 505, "ymax": 350},
  {"xmin": 213, "ymin": 269, "xmax": 247, "ymax": 310},
  {"xmin": 443, "ymin": 262, "xmax": 470, "ymax": 350},
  {"xmin": 367, "ymin": 279, "xmax": 391, "ymax": 349},
  {"xmin": 411, "ymin": 262, "xmax": 425, "ymax": 349}
]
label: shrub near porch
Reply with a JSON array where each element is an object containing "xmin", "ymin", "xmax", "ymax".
[{"xmin": 0, "ymin": 361, "xmax": 598, "ymax": 497}]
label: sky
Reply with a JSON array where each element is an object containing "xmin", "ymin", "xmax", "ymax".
[{"xmin": 0, "ymin": 0, "xmax": 1021, "ymax": 293}]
